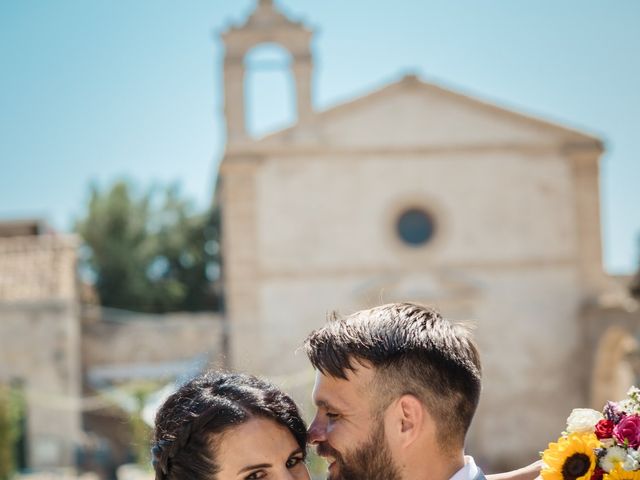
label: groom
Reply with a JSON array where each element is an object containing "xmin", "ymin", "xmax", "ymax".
[{"xmin": 303, "ymin": 302, "xmax": 534, "ymax": 480}]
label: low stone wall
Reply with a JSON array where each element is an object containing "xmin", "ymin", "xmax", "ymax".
[
  {"xmin": 115, "ymin": 464, "xmax": 153, "ymax": 480},
  {"xmin": 15, "ymin": 473, "xmax": 99, "ymax": 480},
  {"xmin": 82, "ymin": 306, "xmax": 226, "ymax": 381},
  {"xmin": 79, "ymin": 307, "xmax": 225, "ymax": 475}
]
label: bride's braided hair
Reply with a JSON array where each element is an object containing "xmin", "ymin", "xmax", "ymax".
[{"xmin": 151, "ymin": 371, "xmax": 307, "ymax": 480}]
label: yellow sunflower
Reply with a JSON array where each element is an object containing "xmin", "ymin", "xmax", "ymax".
[
  {"xmin": 542, "ymin": 433, "xmax": 601, "ymax": 480},
  {"xmin": 604, "ymin": 466, "xmax": 640, "ymax": 480}
]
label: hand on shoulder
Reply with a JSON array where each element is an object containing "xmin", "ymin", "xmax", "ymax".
[{"xmin": 486, "ymin": 460, "xmax": 543, "ymax": 480}]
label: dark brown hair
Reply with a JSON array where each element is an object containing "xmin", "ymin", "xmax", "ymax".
[
  {"xmin": 303, "ymin": 302, "xmax": 481, "ymax": 448},
  {"xmin": 151, "ymin": 371, "xmax": 307, "ymax": 480}
]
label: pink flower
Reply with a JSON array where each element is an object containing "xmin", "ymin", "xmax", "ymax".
[{"xmin": 613, "ymin": 414, "xmax": 640, "ymax": 448}]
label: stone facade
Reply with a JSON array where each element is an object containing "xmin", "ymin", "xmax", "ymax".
[
  {"xmin": 0, "ymin": 228, "xmax": 225, "ymax": 474},
  {"xmin": 0, "ymin": 234, "xmax": 78, "ymax": 303},
  {"xmin": 584, "ymin": 288, "xmax": 640, "ymax": 410},
  {"xmin": 0, "ymin": 233, "xmax": 82, "ymax": 470},
  {"xmin": 216, "ymin": 0, "xmax": 633, "ymax": 470}
]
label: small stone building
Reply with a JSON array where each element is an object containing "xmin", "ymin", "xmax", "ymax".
[
  {"xmin": 0, "ymin": 221, "xmax": 224, "ymax": 474},
  {"xmin": 0, "ymin": 221, "xmax": 82, "ymax": 470}
]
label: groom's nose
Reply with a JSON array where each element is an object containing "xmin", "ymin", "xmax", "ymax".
[{"xmin": 307, "ymin": 414, "xmax": 326, "ymax": 444}]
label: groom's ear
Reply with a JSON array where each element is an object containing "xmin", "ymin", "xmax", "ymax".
[{"xmin": 387, "ymin": 394, "xmax": 431, "ymax": 447}]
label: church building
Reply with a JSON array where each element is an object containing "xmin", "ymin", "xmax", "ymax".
[{"xmin": 216, "ymin": 0, "xmax": 638, "ymax": 468}]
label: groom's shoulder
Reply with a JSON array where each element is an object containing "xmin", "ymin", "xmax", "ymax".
[{"xmin": 473, "ymin": 468, "xmax": 487, "ymax": 480}]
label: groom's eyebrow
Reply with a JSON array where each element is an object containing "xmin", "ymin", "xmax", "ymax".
[{"xmin": 315, "ymin": 399, "xmax": 339, "ymax": 410}]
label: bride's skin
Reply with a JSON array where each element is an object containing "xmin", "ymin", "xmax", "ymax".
[
  {"xmin": 151, "ymin": 372, "xmax": 309, "ymax": 480},
  {"xmin": 215, "ymin": 417, "xmax": 310, "ymax": 480},
  {"xmin": 488, "ymin": 461, "xmax": 543, "ymax": 480}
]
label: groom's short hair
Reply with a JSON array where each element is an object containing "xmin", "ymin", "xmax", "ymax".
[{"xmin": 304, "ymin": 302, "xmax": 482, "ymax": 449}]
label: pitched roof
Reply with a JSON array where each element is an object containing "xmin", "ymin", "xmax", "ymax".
[{"xmin": 254, "ymin": 74, "xmax": 602, "ymax": 151}]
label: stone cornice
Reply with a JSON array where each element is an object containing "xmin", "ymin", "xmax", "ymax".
[
  {"xmin": 222, "ymin": 141, "xmax": 599, "ymax": 159},
  {"xmin": 253, "ymin": 257, "xmax": 580, "ymax": 280}
]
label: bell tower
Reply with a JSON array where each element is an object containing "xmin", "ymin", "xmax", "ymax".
[{"xmin": 221, "ymin": 0, "xmax": 314, "ymax": 145}]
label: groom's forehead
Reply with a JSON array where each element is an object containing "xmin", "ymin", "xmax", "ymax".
[
  {"xmin": 311, "ymin": 381, "xmax": 353, "ymax": 412},
  {"xmin": 312, "ymin": 365, "xmax": 375, "ymax": 403}
]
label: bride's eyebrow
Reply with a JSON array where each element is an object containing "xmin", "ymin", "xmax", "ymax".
[
  {"xmin": 289, "ymin": 447, "xmax": 305, "ymax": 457},
  {"xmin": 238, "ymin": 462, "xmax": 271, "ymax": 474},
  {"xmin": 236, "ymin": 447, "xmax": 305, "ymax": 475}
]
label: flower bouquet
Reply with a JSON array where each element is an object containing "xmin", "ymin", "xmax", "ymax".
[{"xmin": 542, "ymin": 387, "xmax": 640, "ymax": 480}]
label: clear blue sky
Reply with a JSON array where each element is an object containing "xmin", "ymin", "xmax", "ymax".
[{"xmin": 1, "ymin": 1, "xmax": 638, "ymax": 273}]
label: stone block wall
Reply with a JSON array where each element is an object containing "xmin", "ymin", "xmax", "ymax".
[{"xmin": 0, "ymin": 235, "xmax": 81, "ymax": 470}]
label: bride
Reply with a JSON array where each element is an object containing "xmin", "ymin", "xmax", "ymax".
[{"xmin": 151, "ymin": 371, "xmax": 308, "ymax": 479}]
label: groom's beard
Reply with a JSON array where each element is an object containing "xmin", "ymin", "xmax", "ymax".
[{"xmin": 316, "ymin": 422, "xmax": 401, "ymax": 480}]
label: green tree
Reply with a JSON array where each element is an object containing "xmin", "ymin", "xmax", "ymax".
[
  {"xmin": 76, "ymin": 180, "xmax": 220, "ymax": 313},
  {"xmin": 0, "ymin": 384, "xmax": 24, "ymax": 480},
  {"xmin": 128, "ymin": 382, "xmax": 155, "ymax": 469}
]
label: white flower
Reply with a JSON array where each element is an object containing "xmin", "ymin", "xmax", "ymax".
[
  {"xmin": 566, "ymin": 408, "xmax": 604, "ymax": 433},
  {"xmin": 601, "ymin": 438, "xmax": 615, "ymax": 448},
  {"xmin": 619, "ymin": 399, "xmax": 639, "ymax": 415},
  {"xmin": 627, "ymin": 386, "xmax": 640, "ymax": 413},
  {"xmin": 623, "ymin": 449, "xmax": 640, "ymax": 471},
  {"xmin": 601, "ymin": 446, "xmax": 628, "ymax": 473}
]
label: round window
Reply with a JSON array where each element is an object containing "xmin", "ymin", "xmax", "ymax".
[{"xmin": 396, "ymin": 208, "xmax": 435, "ymax": 246}]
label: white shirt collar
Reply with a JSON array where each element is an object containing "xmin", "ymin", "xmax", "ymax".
[{"xmin": 449, "ymin": 455, "xmax": 479, "ymax": 480}]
